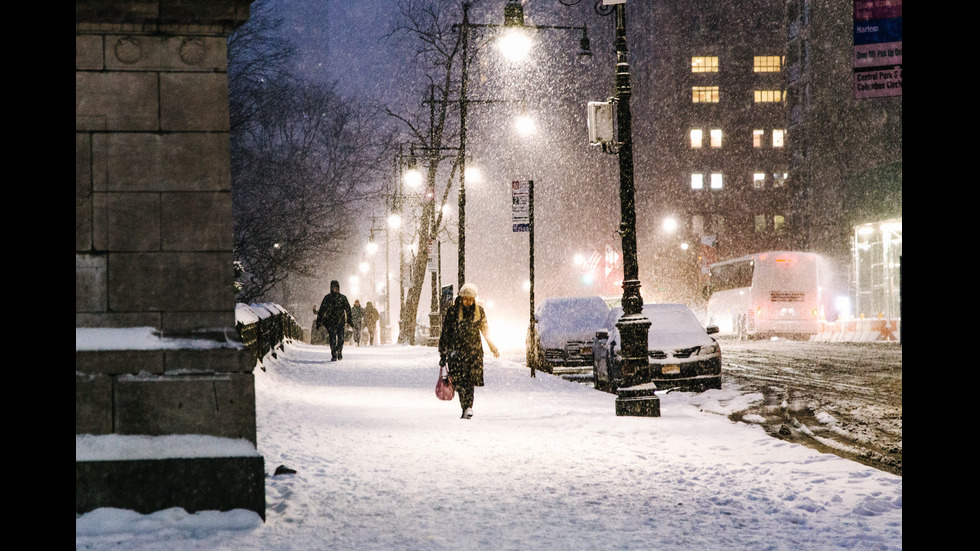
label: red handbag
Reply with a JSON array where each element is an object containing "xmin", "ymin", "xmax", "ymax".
[{"xmin": 435, "ymin": 365, "xmax": 455, "ymax": 401}]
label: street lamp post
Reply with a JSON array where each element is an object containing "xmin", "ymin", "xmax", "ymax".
[
  {"xmin": 573, "ymin": 0, "xmax": 652, "ymax": 405},
  {"xmin": 528, "ymin": 177, "xmax": 536, "ymax": 378},
  {"xmin": 608, "ymin": 1, "xmax": 651, "ymax": 390},
  {"xmin": 459, "ymin": 2, "xmax": 470, "ymax": 291},
  {"xmin": 392, "ymin": 144, "xmax": 424, "ymax": 343},
  {"xmin": 393, "ymin": 147, "xmax": 407, "ymax": 342},
  {"xmin": 384, "ymin": 215, "xmax": 392, "ymax": 344},
  {"xmin": 428, "ymin": 203, "xmax": 440, "ymax": 345}
]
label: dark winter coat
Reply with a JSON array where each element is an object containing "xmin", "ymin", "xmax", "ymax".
[
  {"xmin": 439, "ymin": 298, "xmax": 491, "ymax": 387},
  {"xmin": 316, "ymin": 291, "xmax": 353, "ymax": 330},
  {"xmin": 350, "ymin": 304, "xmax": 364, "ymax": 329},
  {"xmin": 363, "ymin": 303, "xmax": 380, "ymax": 328}
]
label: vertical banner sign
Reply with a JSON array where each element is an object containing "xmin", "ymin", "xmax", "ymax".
[
  {"xmin": 512, "ymin": 180, "xmax": 530, "ymax": 232},
  {"xmin": 853, "ymin": 0, "xmax": 902, "ymax": 99}
]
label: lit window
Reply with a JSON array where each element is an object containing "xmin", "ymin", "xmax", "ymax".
[
  {"xmin": 693, "ymin": 86, "xmax": 720, "ymax": 103},
  {"xmin": 754, "ymin": 90, "xmax": 784, "ymax": 103},
  {"xmin": 772, "ymin": 173, "xmax": 788, "ymax": 187},
  {"xmin": 753, "ymin": 173, "xmax": 766, "ymax": 189},
  {"xmin": 691, "ymin": 173, "xmax": 704, "ymax": 190},
  {"xmin": 752, "ymin": 130, "xmax": 764, "ymax": 147},
  {"xmin": 710, "ymin": 129, "xmax": 722, "ymax": 148},
  {"xmin": 690, "ymin": 129, "xmax": 703, "ymax": 148},
  {"xmin": 692, "ymin": 56, "xmax": 719, "ymax": 73},
  {"xmin": 754, "ymin": 214, "xmax": 766, "ymax": 232},
  {"xmin": 710, "ymin": 173, "xmax": 723, "ymax": 189},
  {"xmin": 753, "ymin": 56, "xmax": 782, "ymax": 72},
  {"xmin": 774, "ymin": 215, "xmax": 786, "ymax": 234},
  {"xmin": 773, "ymin": 129, "xmax": 785, "ymax": 147}
]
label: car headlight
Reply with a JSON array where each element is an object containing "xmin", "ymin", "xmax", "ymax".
[{"xmin": 698, "ymin": 343, "xmax": 719, "ymax": 356}]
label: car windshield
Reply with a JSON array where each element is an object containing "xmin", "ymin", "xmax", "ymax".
[
  {"xmin": 605, "ymin": 304, "xmax": 709, "ymax": 344},
  {"xmin": 537, "ymin": 297, "xmax": 609, "ymax": 345},
  {"xmin": 646, "ymin": 309, "xmax": 704, "ymax": 332}
]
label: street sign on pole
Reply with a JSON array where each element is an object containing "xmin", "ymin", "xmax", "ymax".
[
  {"xmin": 427, "ymin": 239, "xmax": 438, "ymax": 272},
  {"xmin": 512, "ymin": 180, "xmax": 530, "ymax": 232}
]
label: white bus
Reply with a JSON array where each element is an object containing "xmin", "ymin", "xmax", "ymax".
[{"xmin": 705, "ymin": 251, "xmax": 833, "ymax": 339}]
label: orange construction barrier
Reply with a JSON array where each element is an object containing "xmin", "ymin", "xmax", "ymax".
[{"xmin": 879, "ymin": 319, "xmax": 899, "ymax": 341}]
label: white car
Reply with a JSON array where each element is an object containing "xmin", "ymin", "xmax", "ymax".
[
  {"xmin": 592, "ymin": 303, "xmax": 722, "ymax": 392},
  {"xmin": 526, "ymin": 296, "xmax": 610, "ymax": 373}
]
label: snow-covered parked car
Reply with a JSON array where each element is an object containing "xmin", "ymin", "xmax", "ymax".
[
  {"xmin": 526, "ymin": 296, "xmax": 610, "ymax": 373},
  {"xmin": 593, "ymin": 303, "xmax": 722, "ymax": 393}
]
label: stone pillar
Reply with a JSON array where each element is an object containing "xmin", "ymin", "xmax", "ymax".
[{"xmin": 76, "ymin": 0, "xmax": 264, "ymax": 518}]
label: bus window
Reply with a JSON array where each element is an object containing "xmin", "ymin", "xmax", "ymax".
[{"xmin": 709, "ymin": 260, "xmax": 754, "ymax": 293}]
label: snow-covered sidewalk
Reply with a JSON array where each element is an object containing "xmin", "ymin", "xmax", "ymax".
[{"xmin": 76, "ymin": 341, "xmax": 902, "ymax": 550}]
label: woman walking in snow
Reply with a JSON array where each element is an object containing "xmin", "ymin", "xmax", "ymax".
[{"xmin": 438, "ymin": 283, "xmax": 499, "ymax": 419}]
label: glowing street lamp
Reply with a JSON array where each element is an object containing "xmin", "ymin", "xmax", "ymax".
[
  {"xmin": 403, "ymin": 163, "xmax": 423, "ymax": 189},
  {"xmin": 514, "ymin": 113, "xmax": 536, "ymax": 136},
  {"xmin": 464, "ymin": 165, "xmax": 482, "ymax": 184},
  {"xmin": 387, "ymin": 213, "xmax": 401, "ymax": 229},
  {"xmin": 498, "ymin": 28, "xmax": 532, "ymax": 61}
]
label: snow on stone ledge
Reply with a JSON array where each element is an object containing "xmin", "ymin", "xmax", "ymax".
[
  {"xmin": 237, "ymin": 302, "xmax": 284, "ymax": 323},
  {"xmin": 236, "ymin": 302, "xmax": 261, "ymax": 325},
  {"xmin": 76, "ymin": 434, "xmax": 259, "ymax": 462},
  {"xmin": 75, "ymin": 327, "xmax": 242, "ymax": 351}
]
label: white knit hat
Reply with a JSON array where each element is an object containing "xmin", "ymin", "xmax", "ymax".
[{"xmin": 459, "ymin": 283, "xmax": 478, "ymax": 298}]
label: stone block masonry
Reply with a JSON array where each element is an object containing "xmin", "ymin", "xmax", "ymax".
[{"xmin": 76, "ymin": 0, "xmax": 263, "ymax": 519}]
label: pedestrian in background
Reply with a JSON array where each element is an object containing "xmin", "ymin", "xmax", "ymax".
[
  {"xmin": 363, "ymin": 301, "xmax": 380, "ymax": 345},
  {"xmin": 316, "ymin": 280, "xmax": 354, "ymax": 361},
  {"xmin": 438, "ymin": 283, "xmax": 499, "ymax": 419},
  {"xmin": 350, "ymin": 299, "xmax": 365, "ymax": 346},
  {"xmin": 310, "ymin": 305, "xmax": 327, "ymax": 345}
]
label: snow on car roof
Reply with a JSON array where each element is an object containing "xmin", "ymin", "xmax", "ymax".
[{"xmin": 536, "ymin": 296, "xmax": 610, "ymax": 347}]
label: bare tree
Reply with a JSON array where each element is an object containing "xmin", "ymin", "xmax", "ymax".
[
  {"xmin": 233, "ymin": 80, "xmax": 392, "ymax": 302},
  {"xmin": 229, "ymin": 2, "xmax": 395, "ymax": 303},
  {"xmin": 227, "ymin": 0, "xmax": 297, "ymax": 135},
  {"xmin": 385, "ymin": 0, "xmax": 469, "ymax": 343}
]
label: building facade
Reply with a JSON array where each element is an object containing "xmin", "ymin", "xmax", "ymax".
[
  {"xmin": 785, "ymin": 0, "xmax": 902, "ymax": 271},
  {"xmin": 625, "ymin": 0, "xmax": 900, "ymax": 312},
  {"xmin": 628, "ymin": 0, "xmax": 797, "ymax": 306}
]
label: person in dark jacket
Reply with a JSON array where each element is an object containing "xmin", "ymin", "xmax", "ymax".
[
  {"xmin": 362, "ymin": 301, "xmax": 381, "ymax": 345},
  {"xmin": 438, "ymin": 283, "xmax": 499, "ymax": 419},
  {"xmin": 316, "ymin": 280, "xmax": 354, "ymax": 361}
]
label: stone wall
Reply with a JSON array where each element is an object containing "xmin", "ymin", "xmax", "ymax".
[{"xmin": 76, "ymin": 0, "xmax": 263, "ymax": 518}]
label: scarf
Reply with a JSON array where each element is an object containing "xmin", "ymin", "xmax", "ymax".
[{"xmin": 457, "ymin": 302, "xmax": 481, "ymax": 324}]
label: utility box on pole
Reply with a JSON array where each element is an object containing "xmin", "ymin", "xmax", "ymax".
[{"xmin": 587, "ymin": 100, "xmax": 616, "ymax": 150}]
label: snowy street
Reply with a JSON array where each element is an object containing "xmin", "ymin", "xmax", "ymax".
[
  {"xmin": 76, "ymin": 340, "xmax": 902, "ymax": 551},
  {"xmin": 720, "ymin": 339, "xmax": 902, "ymax": 476}
]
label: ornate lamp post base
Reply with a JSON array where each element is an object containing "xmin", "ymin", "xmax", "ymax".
[
  {"xmin": 614, "ymin": 308, "xmax": 651, "ymax": 384},
  {"xmin": 615, "ymin": 384, "xmax": 661, "ymax": 417}
]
